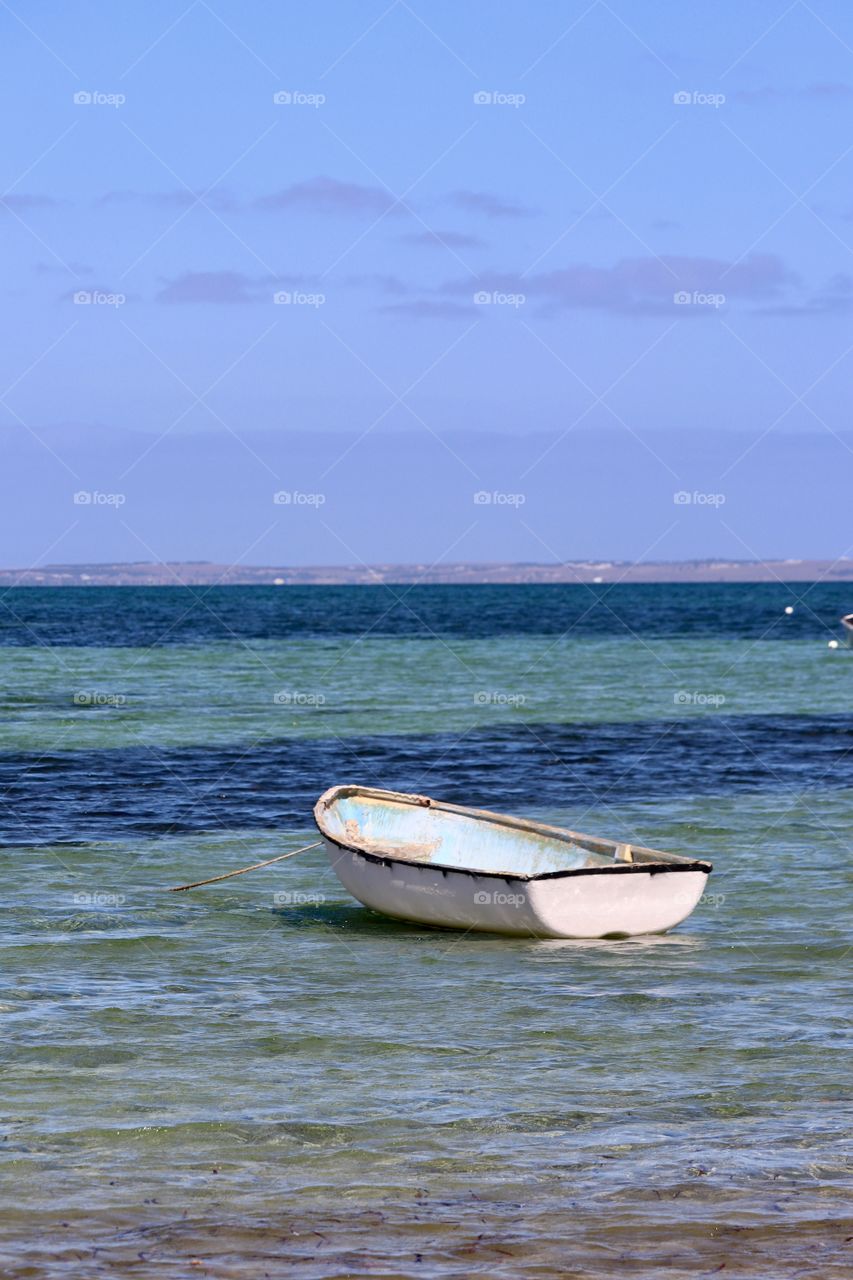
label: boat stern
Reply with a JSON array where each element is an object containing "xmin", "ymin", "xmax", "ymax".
[{"xmin": 526, "ymin": 865, "xmax": 711, "ymax": 938}]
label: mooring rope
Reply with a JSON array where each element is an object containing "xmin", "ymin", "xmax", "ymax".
[{"xmin": 167, "ymin": 841, "xmax": 322, "ymax": 892}]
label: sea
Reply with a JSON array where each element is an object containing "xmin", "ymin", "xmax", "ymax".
[{"xmin": 0, "ymin": 582, "xmax": 851, "ymax": 1277}]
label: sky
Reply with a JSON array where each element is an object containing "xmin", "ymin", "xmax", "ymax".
[{"xmin": 2, "ymin": 0, "xmax": 853, "ymax": 569}]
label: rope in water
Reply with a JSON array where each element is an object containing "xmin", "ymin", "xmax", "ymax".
[{"xmin": 167, "ymin": 841, "xmax": 322, "ymax": 892}]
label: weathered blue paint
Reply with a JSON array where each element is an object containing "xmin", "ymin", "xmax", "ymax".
[{"xmin": 327, "ymin": 792, "xmax": 614, "ymax": 876}]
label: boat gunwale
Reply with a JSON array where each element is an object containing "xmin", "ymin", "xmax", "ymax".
[{"xmin": 313, "ymin": 785, "xmax": 713, "ymax": 882}]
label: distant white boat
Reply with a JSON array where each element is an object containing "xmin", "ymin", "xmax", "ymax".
[
  {"xmin": 842, "ymin": 613, "xmax": 853, "ymax": 646},
  {"xmin": 314, "ymin": 786, "xmax": 712, "ymax": 939}
]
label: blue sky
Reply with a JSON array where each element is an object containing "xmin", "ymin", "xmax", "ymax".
[{"xmin": 3, "ymin": 0, "xmax": 853, "ymax": 567}]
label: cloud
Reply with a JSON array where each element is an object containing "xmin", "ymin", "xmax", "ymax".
[
  {"xmin": 733, "ymin": 83, "xmax": 853, "ymax": 104},
  {"xmin": 90, "ymin": 180, "xmax": 400, "ymax": 217},
  {"xmin": 3, "ymin": 181, "xmax": 538, "ymax": 225},
  {"xmin": 760, "ymin": 273, "xmax": 853, "ymax": 316},
  {"xmin": 379, "ymin": 300, "xmax": 474, "ymax": 320},
  {"xmin": 440, "ymin": 253, "xmax": 795, "ymax": 314},
  {"xmin": 58, "ymin": 284, "xmax": 130, "ymax": 304},
  {"xmin": 448, "ymin": 190, "xmax": 536, "ymax": 218},
  {"xmin": 157, "ymin": 271, "xmax": 259, "ymax": 304},
  {"xmin": 0, "ymin": 194, "xmax": 60, "ymax": 212},
  {"xmin": 96, "ymin": 189, "xmax": 238, "ymax": 211},
  {"xmin": 400, "ymin": 229, "xmax": 486, "ymax": 249},
  {"xmin": 346, "ymin": 273, "xmax": 410, "ymax": 295},
  {"xmin": 156, "ymin": 270, "xmax": 308, "ymax": 304},
  {"xmin": 98, "ymin": 189, "xmax": 194, "ymax": 208},
  {"xmin": 256, "ymin": 176, "xmax": 402, "ymax": 216}
]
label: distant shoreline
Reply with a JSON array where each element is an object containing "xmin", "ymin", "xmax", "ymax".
[{"xmin": 1, "ymin": 559, "xmax": 852, "ymax": 586}]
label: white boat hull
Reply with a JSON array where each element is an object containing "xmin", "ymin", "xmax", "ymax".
[
  {"xmin": 322, "ymin": 839, "xmax": 708, "ymax": 938},
  {"xmin": 315, "ymin": 787, "xmax": 711, "ymax": 939}
]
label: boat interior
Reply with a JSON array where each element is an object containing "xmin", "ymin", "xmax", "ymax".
[{"xmin": 317, "ymin": 787, "xmax": 681, "ymax": 877}]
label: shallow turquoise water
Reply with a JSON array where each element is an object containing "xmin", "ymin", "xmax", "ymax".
[
  {"xmin": 1, "ymin": 586, "xmax": 851, "ymax": 1276},
  {"xmin": 0, "ymin": 634, "xmax": 851, "ymax": 752}
]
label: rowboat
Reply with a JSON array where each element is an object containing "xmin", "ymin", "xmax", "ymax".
[
  {"xmin": 313, "ymin": 785, "xmax": 712, "ymax": 939},
  {"xmin": 841, "ymin": 613, "xmax": 853, "ymax": 646}
]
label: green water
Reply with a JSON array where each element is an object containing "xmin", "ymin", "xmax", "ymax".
[
  {"xmin": 0, "ymin": 635, "xmax": 848, "ymax": 751},
  {"xmin": 1, "ymin": 587, "xmax": 851, "ymax": 1276}
]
